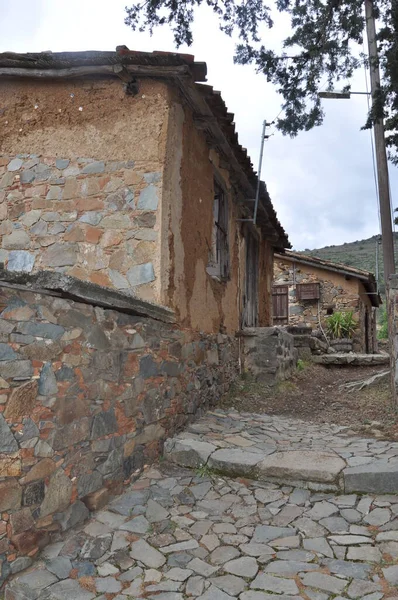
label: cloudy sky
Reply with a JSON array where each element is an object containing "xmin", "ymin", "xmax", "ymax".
[{"xmin": 1, "ymin": 0, "xmax": 395, "ymax": 250}]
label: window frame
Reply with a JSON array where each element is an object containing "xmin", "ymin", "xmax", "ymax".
[{"xmin": 207, "ymin": 179, "xmax": 230, "ymax": 281}]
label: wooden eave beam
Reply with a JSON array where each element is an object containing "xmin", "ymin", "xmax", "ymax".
[{"xmin": 0, "ymin": 63, "xmax": 192, "ymax": 80}]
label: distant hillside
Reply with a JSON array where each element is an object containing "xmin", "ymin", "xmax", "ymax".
[{"xmin": 300, "ymin": 233, "xmax": 398, "ymax": 294}]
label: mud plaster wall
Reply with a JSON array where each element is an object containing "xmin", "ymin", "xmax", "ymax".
[
  {"xmin": 274, "ymin": 258, "xmax": 374, "ymax": 352},
  {"xmin": 0, "ymin": 284, "xmax": 238, "ymax": 584},
  {"xmin": 0, "ymin": 78, "xmax": 170, "ymax": 302},
  {"xmin": 162, "ymin": 94, "xmax": 272, "ymax": 334}
]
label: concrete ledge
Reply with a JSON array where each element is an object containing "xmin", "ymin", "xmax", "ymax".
[
  {"xmin": 312, "ymin": 353, "xmax": 389, "ymax": 366},
  {"xmin": 0, "ymin": 267, "xmax": 175, "ymax": 323}
]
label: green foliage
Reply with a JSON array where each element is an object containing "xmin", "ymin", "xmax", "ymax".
[
  {"xmin": 125, "ymin": 0, "xmax": 398, "ymax": 161},
  {"xmin": 302, "ymin": 233, "xmax": 398, "ymax": 299},
  {"xmin": 296, "ymin": 358, "xmax": 311, "ymax": 372},
  {"xmin": 195, "ymin": 463, "xmax": 215, "ymax": 478},
  {"xmin": 326, "ymin": 311, "xmax": 357, "ymax": 340},
  {"xmin": 378, "ymin": 306, "xmax": 388, "ymax": 339}
]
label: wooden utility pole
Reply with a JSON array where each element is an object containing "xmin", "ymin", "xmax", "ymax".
[{"xmin": 365, "ymin": 0, "xmax": 395, "ymax": 282}]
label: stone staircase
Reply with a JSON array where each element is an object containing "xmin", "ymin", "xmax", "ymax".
[{"xmin": 163, "ymin": 410, "xmax": 398, "ymax": 495}]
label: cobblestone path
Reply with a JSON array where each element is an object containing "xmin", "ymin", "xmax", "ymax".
[{"xmin": 5, "ymin": 410, "xmax": 398, "ymax": 599}]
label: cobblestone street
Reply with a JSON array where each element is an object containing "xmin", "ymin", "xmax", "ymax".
[{"xmin": 5, "ymin": 410, "xmax": 398, "ymax": 599}]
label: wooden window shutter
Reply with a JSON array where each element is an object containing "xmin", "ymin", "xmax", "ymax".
[
  {"xmin": 296, "ymin": 283, "xmax": 320, "ymax": 300},
  {"xmin": 272, "ymin": 285, "xmax": 288, "ymax": 324}
]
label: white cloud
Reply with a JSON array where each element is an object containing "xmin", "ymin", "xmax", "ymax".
[{"xmin": 0, "ymin": 0, "xmax": 395, "ymax": 251}]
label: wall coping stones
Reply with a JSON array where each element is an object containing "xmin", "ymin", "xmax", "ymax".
[
  {"xmin": 312, "ymin": 353, "xmax": 389, "ymax": 366},
  {"xmin": 0, "ymin": 267, "xmax": 175, "ymax": 323}
]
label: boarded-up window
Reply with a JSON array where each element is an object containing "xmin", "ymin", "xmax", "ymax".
[
  {"xmin": 207, "ymin": 181, "xmax": 229, "ymax": 280},
  {"xmin": 272, "ymin": 285, "xmax": 288, "ymax": 325},
  {"xmin": 296, "ymin": 283, "xmax": 320, "ymax": 300}
]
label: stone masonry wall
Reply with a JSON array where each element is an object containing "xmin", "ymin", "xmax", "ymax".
[
  {"xmin": 274, "ymin": 258, "xmax": 375, "ymax": 352},
  {"xmin": 0, "ymin": 282, "xmax": 238, "ymax": 585},
  {"xmin": 240, "ymin": 327, "xmax": 297, "ymax": 385},
  {"xmin": 0, "ymin": 155, "xmax": 161, "ymax": 303}
]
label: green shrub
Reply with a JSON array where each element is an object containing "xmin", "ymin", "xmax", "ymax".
[
  {"xmin": 326, "ymin": 311, "xmax": 357, "ymax": 339},
  {"xmin": 378, "ymin": 306, "xmax": 388, "ymax": 340}
]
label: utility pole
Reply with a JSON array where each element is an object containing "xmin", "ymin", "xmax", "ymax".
[
  {"xmin": 365, "ymin": 0, "xmax": 395, "ymax": 282},
  {"xmin": 375, "ymin": 236, "xmax": 380, "ymax": 291}
]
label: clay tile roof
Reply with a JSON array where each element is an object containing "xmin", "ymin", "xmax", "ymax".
[{"xmin": 275, "ymin": 250, "xmax": 381, "ymax": 306}]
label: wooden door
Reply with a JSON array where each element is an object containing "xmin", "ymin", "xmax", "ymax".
[
  {"xmin": 272, "ymin": 285, "xmax": 288, "ymax": 325},
  {"xmin": 242, "ymin": 230, "xmax": 259, "ymax": 327}
]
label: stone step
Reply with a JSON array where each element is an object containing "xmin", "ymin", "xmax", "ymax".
[
  {"xmin": 164, "ymin": 437, "xmax": 398, "ymax": 495},
  {"xmin": 312, "ymin": 353, "xmax": 390, "ymax": 366}
]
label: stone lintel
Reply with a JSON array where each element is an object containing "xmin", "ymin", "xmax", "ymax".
[{"xmin": 0, "ymin": 267, "xmax": 175, "ymax": 323}]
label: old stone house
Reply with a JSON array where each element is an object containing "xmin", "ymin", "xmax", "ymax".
[
  {"xmin": 0, "ymin": 49, "xmax": 289, "ymax": 582},
  {"xmin": 273, "ymin": 251, "xmax": 380, "ymax": 353},
  {"xmin": 0, "ymin": 49, "xmax": 289, "ymax": 334}
]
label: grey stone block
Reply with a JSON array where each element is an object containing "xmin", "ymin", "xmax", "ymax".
[
  {"xmin": 164, "ymin": 438, "xmax": 216, "ymax": 469},
  {"xmin": 81, "ymin": 161, "xmax": 105, "ymax": 174},
  {"xmin": 8, "ymin": 251, "xmax": 35, "ymax": 273},
  {"xmin": 91, "ymin": 409, "xmax": 118, "ymax": 439},
  {"xmin": 56, "ymin": 159, "xmax": 70, "ymax": 170},
  {"xmin": 138, "ymin": 185, "xmax": 159, "ymax": 210},
  {"xmin": 18, "ymin": 322, "xmax": 64, "ymax": 340},
  {"xmin": 143, "ymin": 172, "xmax": 161, "ymax": 184},
  {"xmin": 344, "ymin": 461, "xmax": 398, "ymax": 493},
  {"xmin": 39, "ymin": 362, "xmax": 58, "ymax": 395},
  {"xmin": 42, "ymin": 243, "xmax": 77, "ymax": 267},
  {"xmin": 208, "ymin": 448, "xmax": 263, "ymax": 477},
  {"xmin": 127, "ymin": 262, "xmax": 155, "ymax": 286},
  {"xmin": 258, "ymin": 450, "xmax": 345, "ymax": 485},
  {"xmin": 0, "ymin": 359, "xmax": 32, "ymax": 379},
  {"xmin": 0, "ymin": 413, "xmax": 18, "ymax": 452},
  {"xmin": 8, "ymin": 158, "xmax": 23, "ymax": 172},
  {"xmin": 0, "ymin": 343, "xmax": 19, "ymax": 361},
  {"xmin": 30, "ymin": 221, "xmax": 48, "ymax": 236},
  {"xmin": 55, "ymin": 500, "xmax": 90, "ymax": 532},
  {"xmin": 78, "ymin": 211, "xmax": 103, "ymax": 225},
  {"xmin": 3, "ymin": 231, "xmax": 30, "ymax": 250},
  {"xmin": 20, "ymin": 170, "xmax": 35, "ymax": 184}
]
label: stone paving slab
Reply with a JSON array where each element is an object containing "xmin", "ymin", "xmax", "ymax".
[
  {"xmin": 165, "ymin": 409, "xmax": 398, "ymax": 493},
  {"xmin": 312, "ymin": 353, "xmax": 390, "ymax": 366},
  {"xmin": 5, "ymin": 460, "xmax": 398, "ymax": 599}
]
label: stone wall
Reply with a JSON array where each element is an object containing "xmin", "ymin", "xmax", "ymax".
[
  {"xmin": 240, "ymin": 327, "xmax": 297, "ymax": 384},
  {"xmin": 274, "ymin": 258, "xmax": 376, "ymax": 353},
  {"xmin": 0, "ymin": 78, "xmax": 171, "ymax": 305},
  {"xmin": 0, "ymin": 154, "xmax": 161, "ymax": 302},
  {"xmin": 0, "ymin": 277, "xmax": 238, "ymax": 585}
]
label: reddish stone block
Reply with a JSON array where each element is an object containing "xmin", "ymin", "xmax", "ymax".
[
  {"xmin": 82, "ymin": 487, "xmax": 109, "ymax": 512},
  {"xmin": 0, "ymin": 537, "xmax": 9, "ymax": 554},
  {"xmin": 10, "ymin": 508, "xmax": 34, "ymax": 535},
  {"xmin": 11, "ymin": 528, "xmax": 48, "ymax": 553},
  {"xmin": 21, "ymin": 458, "xmax": 56, "ymax": 484}
]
